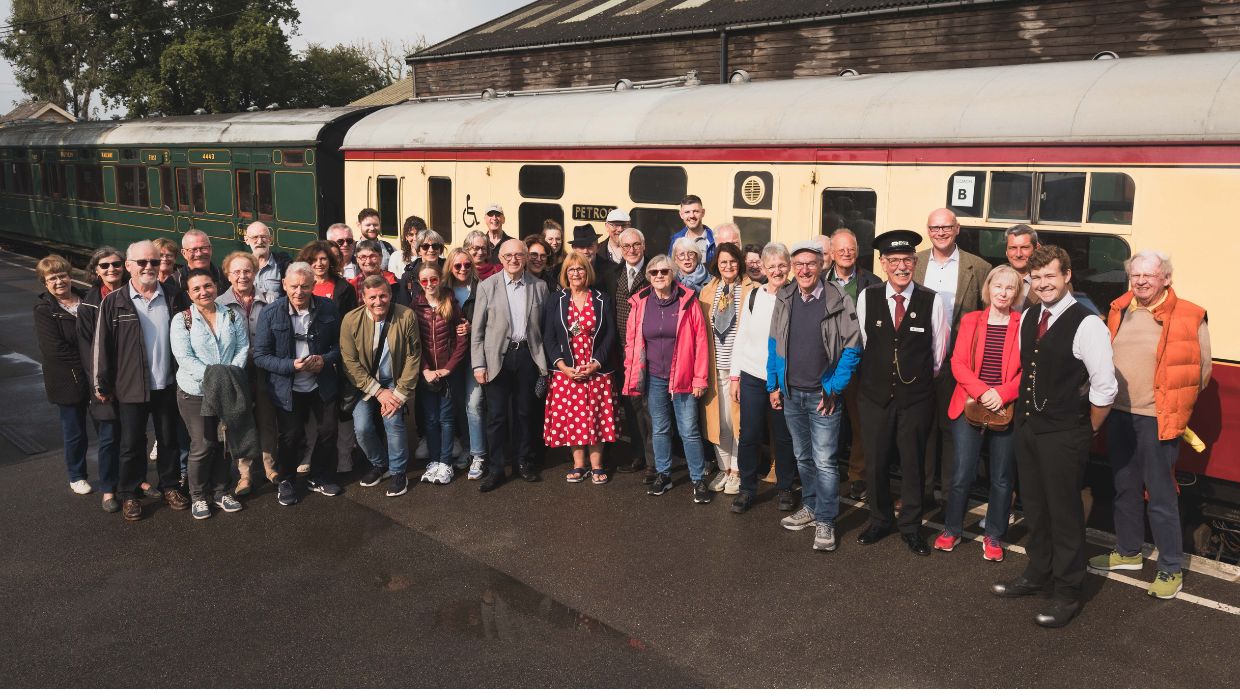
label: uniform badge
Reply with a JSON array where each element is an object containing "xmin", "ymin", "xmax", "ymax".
[{"xmin": 910, "ymin": 311, "xmax": 918, "ymax": 319}]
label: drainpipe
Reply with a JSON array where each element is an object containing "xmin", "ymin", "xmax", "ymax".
[{"xmin": 719, "ymin": 28, "xmax": 728, "ymax": 84}]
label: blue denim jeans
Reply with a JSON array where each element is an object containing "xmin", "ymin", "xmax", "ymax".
[
  {"xmin": 1107, "ymin": 410, "xmax": 1184, "ymax": 573},
  {"xmin": 451, "ymin": 366, "xmax": 486, "ymax": 458},
  {"xmin": 418, "ymin": 384, "xmax": 456, "ymax": 464},
  {"xmin": 353, "ymin": 396, "xmax": 409, "ymax": 475},
  {"xmin": 782, "ymin": 387, "xmax": 842, "ymax": 524},
  {"xmin": 58, "ymin": 403, "xmax": 89, "ymax": 483},
  {"xmin": 647, "ymin": 375, "xmax": 706, "ymax": 481},
  {"xmin": 944, "ymin": 415, "xmax": 1016, "ymax": 539},
  {"xmin": 95, "ymin": 418, "xmax": 120, "ymax": 493}
]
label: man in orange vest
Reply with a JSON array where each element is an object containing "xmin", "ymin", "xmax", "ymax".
[{"xmin": 1089, "ymin": 251, "xmax": 1211, "ymax": 600}]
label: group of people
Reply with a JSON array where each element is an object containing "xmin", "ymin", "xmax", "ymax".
[{"xmin": 33, "ymin": 195, "xmax": 1212, "ymax": 629}]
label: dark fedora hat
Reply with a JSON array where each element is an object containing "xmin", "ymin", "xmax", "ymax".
[{"xmin": 569, "ymin": 223, "xmax": 600, "ymax": 248}]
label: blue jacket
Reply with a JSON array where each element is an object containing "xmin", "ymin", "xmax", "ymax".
[
  {"xmin": 170, "ymin": 301, "xmax": 250, "ymax": 396},
  {"xmin": 253, "ymin": 296, "xmax": 342, "ymax": 412},
  {"xmin": 766, "ymin": 282, "xmax": 862, "ymax": 397},
  {"xmin": 542, "ymin": 287, "xmax": 616, "ymax": 374},
  {"xmin": 668, "ymin": 225, "xmax": 716, "ymax": 263}
]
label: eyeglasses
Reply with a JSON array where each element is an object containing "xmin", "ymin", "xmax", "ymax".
[
  {"xmin": 648, "ymin": 269, "xmax": 672, "ymax": 277},
  {"xmin": 928, "ymin": 225, "xmax": 957, "ymax": 232},
  {"xmin": 500, "ymin": 253, "xmax": 526, "ymax": 261},
  {"xmin": 528, "ymin": 252, "xmax": 547, "ymax": 261},
  {"xmin": 158, "ymin": 253, "xmax": 176, "ymax": 260},
  {"xmin": 717, "ymin": 259, "xmax": 738, "ymax": 266},
  {"xmin": 566, "ymin": 267, "xmax": 586, "ymax": 275},
  {"xmin": 468, "ymin": 246, "xmax": 487, "ymax": 254},
  {"xmin": 885, "ymin": 257, "xmax": 916, "ymax": 267},
  {"xmin": 620, "ymin": 242, "xmax": 644, "ymax": 251},
  {"xmin": 674, "ymin": 252, "xmax": 698, "ymax": 261},
  {"xmin": 792, "ymin": 261, "xmax": 820, "ymax": 270},
  {"xmin": 246, "ymin": 235, "xmax": 272, "ymax": 243},
  {"xmin": 419, "ymin": 243, "xmax": 443, "ymax": 251},
  {"xmin": 419, "ymin": 277, "xmax": 440, "ymax": 286},
  {"xmin": 335, "ymin": 239, "xmax": 355, "ymax": 247},
  {"xmin": 97, "ymin": 261, "xmax": 123, "ymax": 270},
  {"xmin": 184, "ymin": 246, "xmax": 211, "ymax": 254},
  {"xmin": 453, "ymin": 263, "xmax": 473, "ymax": 271},
  {"xmin": 132, "ymin": 259, "xmax": 160, "ymax": 268}
]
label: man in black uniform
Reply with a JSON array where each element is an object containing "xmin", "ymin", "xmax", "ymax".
[
  {"xmin": 853, "ymin": 230, "xmax": 949, "ymax": 555},
  {"xmin": 992, "ymin": 245, "xmax": 1116, "ymax": 628}
]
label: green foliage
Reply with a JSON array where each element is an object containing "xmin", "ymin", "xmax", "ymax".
[
  {"xmin": 287, "ymin": 43, "xmax": 387, "ymax": 109},
  {"xmin": 0, "ymin": 0, "xmax": 108, "ymax": 117}
]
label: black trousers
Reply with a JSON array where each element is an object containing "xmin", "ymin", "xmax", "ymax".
[
  {"xmin": 275, "ymin": 390, "xmax": 338, "ymax": 484},
  {"xmin": 1016, "ymin": 422, "xmax": 1091, "ymax": 602},
  {"xmin": 923, "ymin": 370, "xmax": 957, "ymax": 497},
  {"xmin": 117, "ymin": 387, "xmax": 181, "ymax": 500},
  {"xmin": 736, "ymin": 372, "xmax": 797, "ymax": 495},
  {"xmin": 859, "ymin": 392, "xmax": 933, "ymax": 534},
  {"xmin": 484, "ymin": 346, "xmax": 539, "ymax": 474}
]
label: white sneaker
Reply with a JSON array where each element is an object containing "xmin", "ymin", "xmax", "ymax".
[
  {"xmin": 434, "ymin": 463, "xmax": 453, "ymax": 484},
  {"xmin": 414, "ymin": 438, "xmax": 429, "ymax": 460},
  {"xmin": 296, "ymin": 464, "xmax": 310, "ymax": 474},
  {"xmin": 467, "ymin": 456, "xmax": 485, "ymax": 480},
  {"xmin": 69, "ymin": 479, "xmax": 93, "ymax": 495},
  {"xmin": 723, "ymin": 472, "xmax": 741, "ymax": 495},
  {"xmin": 148, "ymin": 441, "xmax": 158, "ymax": 461},
  {"xmin": 708, "ymin": 471, "xmax": 728, "ymax": 492},
  {"xmin": 420, "ymin": 462, "xmax": 440, "ymax": 483}
]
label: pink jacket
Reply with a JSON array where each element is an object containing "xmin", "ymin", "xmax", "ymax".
[
  {"xmin": 622, "ymin": 284, "xmax": 709, "ymax": 396},
  {"xmin": 948, "ymin": 309, "xmax": 1022, "ymax": 419}
]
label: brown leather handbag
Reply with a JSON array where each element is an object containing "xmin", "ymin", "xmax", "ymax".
[{"xmin": 963, "ymin": 317, "xmax": 1014, "ymax": 431}]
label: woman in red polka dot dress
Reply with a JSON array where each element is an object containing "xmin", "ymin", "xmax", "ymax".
[{"xmin": 541, "ymin": 251, "xmax": 618, "ymax": 484}]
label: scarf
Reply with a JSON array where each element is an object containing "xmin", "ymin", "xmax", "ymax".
[{"xmin": 677, "ymin": 263, "xmax": 710, "ymax": 292}]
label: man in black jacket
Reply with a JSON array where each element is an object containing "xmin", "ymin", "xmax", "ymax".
[{"xmin": 94, "ymin": 240, "xmax": 190, "ymax": 521}]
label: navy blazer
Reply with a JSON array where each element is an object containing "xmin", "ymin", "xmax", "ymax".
[
  {"xmin": 542, "ymin": 287, "xmax": 616, "ymax": 374},
  {"xmin": 253, "ymin": 296, "xmax": 342, "ymax": 412}
]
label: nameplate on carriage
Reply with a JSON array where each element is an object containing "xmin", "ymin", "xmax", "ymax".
[
  {"xmin": 189, "ymin": 149, "xmax": 231, "ymax": 165},
  {"xmin": 572, "ymin": 204, "xmax": 616, "ymax": 222}
]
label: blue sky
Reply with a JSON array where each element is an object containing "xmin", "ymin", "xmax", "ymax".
[{"xmin": 0, "ymin": 0, "xmax": 529, "ymax": 114}]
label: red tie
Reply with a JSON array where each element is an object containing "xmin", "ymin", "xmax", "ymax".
[
  {"xmin": 1037, "ymin": 309, "xmax": 1051, "ymax": 340},
  {"xmin": 893, "ymin": 294, "xmax": 906, "ymax": 329}
]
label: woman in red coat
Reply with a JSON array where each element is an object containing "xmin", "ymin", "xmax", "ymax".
[{"xmin": 934, "ymin": 265, "xmax": 1024, "ymax": 561}]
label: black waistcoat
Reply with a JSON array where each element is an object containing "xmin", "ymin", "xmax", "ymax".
[
  {"xmin": 1016, "ymin": 301, "xmax": 1091, "ymax": 433},
  {"xmin": 858, "ymin": 284, "xmax": 935, "ymax": 408}
]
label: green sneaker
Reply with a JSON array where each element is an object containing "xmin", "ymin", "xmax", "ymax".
[
  {"xmin": 1088, "ymin": 550, "xmax": 1143, "ymax": 572},
  {"xmin": 1148, "ymin": 570, "xmax": 1183, "ymax": 599}
]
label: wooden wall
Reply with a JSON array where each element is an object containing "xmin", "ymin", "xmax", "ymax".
[{"xmin": 412, "ymin": 0, "xmax": 1240, "ymax": 96}]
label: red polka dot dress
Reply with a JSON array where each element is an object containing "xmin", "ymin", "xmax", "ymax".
[{"xmin": 543, "ymin": 300, "xmax": 617, "ymax": 447}]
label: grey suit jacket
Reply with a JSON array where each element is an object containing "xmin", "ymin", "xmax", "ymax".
[
  {"xmin": 914, "ymin": 246, "xmax": 992, "ymax": 337},
  {"xmin": 470, "ymin": 270, "xmax": 549, "ymax": 379}
]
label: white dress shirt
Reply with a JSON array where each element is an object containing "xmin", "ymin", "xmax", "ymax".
[
  {"xmin": 923, "ymin": 245, "xmax": 960, "ymax": 328},
  {"xmin": 1019, "ymin": 293, "xmax": 1117, "ymax": 407},
  {"xmin": 855, "ymin": 281, "xmax": 950, "ymax": 374},
  {"xmin": 504, "ymin": 274, "xmax": 528, "ymax": 342}
]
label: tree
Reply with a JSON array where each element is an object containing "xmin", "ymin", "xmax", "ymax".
[
  {"xmin": 0, "ymin": 0, "xmax": 108, "ymax": 117},
  {"xmin": 101, "ymin": 0, "xmax": 302, "ymax": 117},
  {"xmin": 353, "ymin": 36, "xmax": 427, "ymax": 87},
  {"xmin": 288, "ymin": 44, "xmax": 387, "ymax": 108}
]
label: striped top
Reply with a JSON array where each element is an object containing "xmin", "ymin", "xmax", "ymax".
[
  {"xmin": 977, "ymin": 323, "xmax": 1007, "ymax": 387},
  {"xmin": 711, "ymin": 282, "xmax": 742, "ymax": 372}
]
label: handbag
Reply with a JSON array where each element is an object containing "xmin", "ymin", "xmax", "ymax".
[{"xmin": 963, "ymin": 317, "xmax": 1014, "ymax": 431}]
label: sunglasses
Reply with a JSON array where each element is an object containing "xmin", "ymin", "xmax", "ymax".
[
  {"xmin": 133, "ymin": 259, "xmax": 160, "ymax": 268},
  {"xmin": 97, "ymin": 261, "xmax": 124, "ymax": 270},
  {"xmin": 419, "ymin": 243, "xmax": 443, "ymax": 251},
  {"xmin": 648, "ymin": 269, "xmax": 672, "ymax": 277},
  {"xmin": 336, "ymin": 239, "xmax": 355, "ymax": 246},
  {"xmin": 419, "ymin": 277, "xmax": 440, "ymax": 286},
  {"xmin": 453, "ymin": 263, "xmax": 473, "ymax": 271}
]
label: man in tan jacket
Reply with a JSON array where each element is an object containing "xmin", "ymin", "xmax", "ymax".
[
  {"xmin": 341, "ymin": 275, "xmax": 421, "ymax": 497},
  {"xmin": 914, "ymin": 208, "xmax": 991, "ymax": 500}
]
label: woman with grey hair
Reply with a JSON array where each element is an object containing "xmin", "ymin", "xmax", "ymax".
[
  {"xmin": 672, "ymin": 237, "xmax": 709, "ymax": 292},
  {"xmin": 727, "ymin": 242, "xmax": 800, "ymax": 513},
  {"xmin": 465, "ymin": 230, "xmax": 501, "ymax": 280}
]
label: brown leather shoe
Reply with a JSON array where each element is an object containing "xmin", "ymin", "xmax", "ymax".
[
  {"xmin": 122, "ymin": 498, "xmax": 143, "ymax": 521},
  {"xmin": 163, "ymin": 489, "xmax": 190, "ymax": 511}
]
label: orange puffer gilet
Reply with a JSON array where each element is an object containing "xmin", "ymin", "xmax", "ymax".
[{"xmin": 1106, "ymin": 287, "xmax": 1207, "ymax": 440}]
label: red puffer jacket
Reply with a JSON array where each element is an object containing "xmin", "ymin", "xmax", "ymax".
[{"xmin": 409, "ymin": 290, "xmax": 467, "ymax": 372}]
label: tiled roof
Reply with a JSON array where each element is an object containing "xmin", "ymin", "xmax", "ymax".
[
  {"xmin": 1, "ymin": 101, "xmax": 75, "ymax": 123},
  {"xmin": 349, "ymin": 77, "xmax": 414, "ymax": 106},
  {"xmin": 413, "ymin": 0, "xmax": 1032, "ymax": 59}
]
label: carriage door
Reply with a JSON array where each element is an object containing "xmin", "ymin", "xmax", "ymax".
[{"xmin": 816, "ymin": 149, "xmax": 889, "ymax": 272}]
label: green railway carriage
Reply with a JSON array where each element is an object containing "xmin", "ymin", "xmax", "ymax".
[{"xmin": 0, "ymin": 106, "xmax": 377, "ymax": 262}]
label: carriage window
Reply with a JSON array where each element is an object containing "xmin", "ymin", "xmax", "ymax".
[
  {"xmin": 281, "ymin": 150, "xmax": 305, "ymax": 166},
  {"xmin": 376, "ymin": 176, "xmax": 398, "ymax": 236},
  {"xmin": 236, "ymin": 170, "xmax": 253, "ymax": 217},
  {"xmin": 821, "ymin": 187, "xmax": 877, "ymax": 272},
  {"xmin": 159, "ymin": 167, "xmax": 174, "ymax": 210},
  {"xmin": 175, "ymin": 168, "xmax": 190, "ymax": 211},
  {"xmin": 959, "ymin": 227, "xmax": 1130, "ymax": 312},
  {"xmin": 190, "ymin": 167, "xmax": 206, "ymax": 214},
  {"xmin": 519, "ymin": 202, "xmax": 562, "ymax": 240},
  {"xmin": 122, "ymin": 149, "xmax": 137, "ymax": 160},
  {"xmin": 987, "ymin": 172, "xmax": 1033, "ymax": 220},
  {"xmin": 518, "ymin": 165, "xmax": 564, "ymax": 200},
  {"xmin": 117, "ymin": 166, "xmax": 148, "ymax": 207},
  {"xmin": 75, "ymin": 165, "xmax": 103, "ymax": 202},
  {"xmin": 43, "ymin": 164, "xmax": 66, "ymax": 198},
  {"xmin": 630, "ymin": 207, "xmax": 684, "ymax": 256},
  {"xmin": 629, "ymin": 166, "xmax": 687, "ymax": 205},
  {"xmin": 428, "ymin": 177, "xmax": 452, "ymax": 240},
  {"xmin": 11, "ymin": 162, "xmax": 34, "ymax": 196},
  {"xmin": 1088, "ymin": 172, "xmax": 1135, "ymax": 225},
  {"xmin": 733, "ymin": 217, "xmax": 772, "ymax": 248},
  {"xmin": 946, "ymin": 170, "xmax": 986, "ymax": 218},
  {"xmin": 1038, "ymin": 172, "xmax": 1086, "ymax": 224},
  {"xmin": 256, "ymin": 170, "xmax": 273, "ymax": 220}
]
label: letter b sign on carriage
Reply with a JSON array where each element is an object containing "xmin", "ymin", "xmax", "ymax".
[{"xmin": 952, "ymin": 174, "xmax": 975, "ymax": 208}]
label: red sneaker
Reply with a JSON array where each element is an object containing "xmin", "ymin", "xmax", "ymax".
[
  {"xmin": 983, "ymin": 537, "xmax": 1005, "ymax": 562},
  {"xmin": 933, "ymin": 531, "xmax": 959, "ymax": 552}
]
